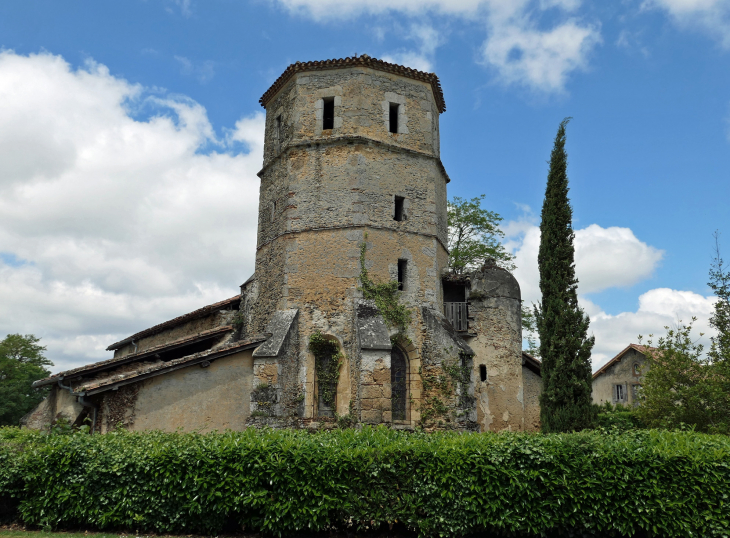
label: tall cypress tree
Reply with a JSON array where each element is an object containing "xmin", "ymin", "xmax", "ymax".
[{"xmin": 536, "ymin": 118, "xmax": 595, "ymax": 432}]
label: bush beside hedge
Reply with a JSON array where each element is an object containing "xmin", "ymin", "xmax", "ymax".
[{"xmin": 1, "ymin": 427, "xmax": 728, "ymax": 537}]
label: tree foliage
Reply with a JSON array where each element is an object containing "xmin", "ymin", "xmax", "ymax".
[
  {"xmin": 535, "ymin": 119, "xmax": 595, "ymax": 433},
  {"xmin": 637, "ymin": 319, "xmax": 730, "ymax": 434},
  {"xmin": 447, "ymin": 195, "xmax": 513, "ymax": 274},
  {"xmin": 0, "ymin": 334, "xmax": 52, "ymax": 426},
  {"xmin": 708, "ymin": 230, "xmax": 730, "ymax": 364}
]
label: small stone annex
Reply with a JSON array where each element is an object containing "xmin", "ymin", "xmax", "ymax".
[{"xmin": 24, "ymin": 55, "xmax": 541, "ymax": 433}]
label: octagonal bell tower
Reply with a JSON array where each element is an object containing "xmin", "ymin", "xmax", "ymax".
[{"xmin": 243, "ymin": 55, "xmax": 481, "ymax": 428}]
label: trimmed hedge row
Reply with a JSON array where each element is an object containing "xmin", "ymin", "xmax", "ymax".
[{"xmin": 1, "ymin": 427, "xmax": 728, "ymax": 537}]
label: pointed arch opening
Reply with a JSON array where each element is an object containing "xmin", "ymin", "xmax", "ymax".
[{"xmin": 391, "ymin": 345, "xmax": 408, "ymax": 422}]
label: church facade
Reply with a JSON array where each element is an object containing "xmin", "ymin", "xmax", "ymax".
[{"xmin": 25, "ymin": 56, "xmax": 539, "ymax": 433}]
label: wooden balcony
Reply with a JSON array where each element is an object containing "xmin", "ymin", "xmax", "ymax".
[{"xmin": 444, "ymin": 302, "xmax": 468, "ymax": 332}]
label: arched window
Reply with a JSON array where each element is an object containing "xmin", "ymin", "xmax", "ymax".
[
  {"xmin": 633, "ymin": 363, "xmax": 641, "ymax": 376},
  {"xmin": 391, "ymin": 346, "xmax": 408, "ymax": 421}
]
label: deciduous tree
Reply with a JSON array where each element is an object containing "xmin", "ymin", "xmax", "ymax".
[
  {"xmin": 0, "ymin": 334, "xmax": 52, "ymax": 426},
  {"xmin": 447, "ymin": 195, "xmax": 514, "ymax": 273}
]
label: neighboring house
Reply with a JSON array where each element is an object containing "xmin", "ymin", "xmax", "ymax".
[
  {"xmin": 24, "ymin": 55, "xmax": 540, "ymax": 434},
  {"xmin": 592, "ymin": 344, "xmax": 651, "ymax": 406}
]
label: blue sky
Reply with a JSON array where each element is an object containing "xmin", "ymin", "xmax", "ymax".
[{"xmin": 0, "ymin": 0, "xmax": 727, "ymax": 371}]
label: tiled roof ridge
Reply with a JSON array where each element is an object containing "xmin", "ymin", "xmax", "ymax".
[
  {"xmin": 259, "ymin": 54, "xmax": 446, "ymax": 113},
  {"xmin": 35, "ymin": 325, "xmax": 235, "ymax": 386},
  {"xmin": 592, "ymin": 343, "xmax": 656, "ymax": 379},
  {"xmin": 76, "ymin": 334, "xmax": 269, "ymax": 394},
  {"xmin": 106, "ymin": 295, "xmax": 240, "ymax": 350}
]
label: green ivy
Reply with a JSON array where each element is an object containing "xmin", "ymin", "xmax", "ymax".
[
  {"xmin": 359, "ymin": 236, "xmax": 412, "ymax": 342},
  {"xmin": 1, "ymin": 427, "xmax": 728, "ymax": 536},
  {"xmin": 308, "ymin": 332, "xmax": 342, "ymax": 410}
]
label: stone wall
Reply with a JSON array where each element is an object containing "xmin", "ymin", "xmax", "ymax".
[{"xmin": 466, "ymin": 264, "xmax": 525, "ymax": 431}]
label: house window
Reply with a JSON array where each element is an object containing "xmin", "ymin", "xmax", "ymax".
[
  {"xmin": 394, "ymin": 195, "xmax": 405, "ymax": 221},
  {"xmin": 479, "ymin": 364, "xmax": 487, "ymax": 382},
  {"xmin": 322, "ymin": 97, "xmax": 335, "ymax": 130},
  {"xmin": 632, "ymin": 384, "xmax": 642, "ymax": 402},
  {"xmin": 397, "ymin": 259, "xmax": 407, "ymax": 291},
  {"xmin": 615, "ymin": 384, "xmax": 625, "ymax": 402},
  {"xmin": 391, "ymin": 346, "xmax": 408, "ymax": 421},
  {"xmin": 389, "ymin": 103, "xmax": 399, "ymax": 133},
  {"xmin": 633, "ymin": 363, "xmax": 641, "ymax": 376}
]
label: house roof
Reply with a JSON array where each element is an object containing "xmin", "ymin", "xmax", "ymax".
[
  {"xmin": 259, "ymin": 54, "xmax": 446, "ymax": 113},
  {"xmin": 106, "ymin": 295, "xmax": 240, "ymax": 351},
  {"xmin": 592, "ymin": 344, "xmax": 653, "ymax": 379},
  {"xmin": 522, "ymin": 351, "xmax": 541, "ymax": 376},
  {"xmin": 33, "ymin": 325, "xmax": 236, "ymax": 388},
  {"xmin": 75, "ymin": 335, "xmax": 268, "ymax": 396}
]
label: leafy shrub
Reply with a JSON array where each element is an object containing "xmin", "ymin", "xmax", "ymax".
[
  {"xmin": 595, "ymin": 403, "xmax": 646, "ymax": 432},
  {"xmin": 0, "ymin": 426, "xmax": 728, "ymax": 537}
]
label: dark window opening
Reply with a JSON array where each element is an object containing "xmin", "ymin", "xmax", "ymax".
[
  {"xmin": 389, "ymin": 103, "xmax": 399, "ymax": 133},
  {"xmin": 323, "ymin": 97, "xmax": 335, "ymax": 130},
  {"xmin": 394, "ymin": 195, "xmax": 405, "ymax": 221},
  {"xmin": 480, "ymin": 364, "xmax": 487, "ymax": 382},
  {"xmin": 271, "ymin": 200, "xmax": 276, "ymax": 222},
  {"xmin": 275, "ymin": 115, "xmax": 282, "ymax": 147},
  {"xmin": 397, "ymin": 259, "xmax": 407, "ymax": 291},
  {"xmin": 391, "ymin": 346, "xmax": 407, "ymax": 421},
  {"xmin": 443, "ymin": 282, "xmax": 466, "ymax": 303}
]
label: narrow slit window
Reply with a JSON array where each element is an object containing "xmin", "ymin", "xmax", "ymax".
[
  {"xmin": 275, "ymin": 115, "xmax": 282, "ymax": 147},
  {"xmin": 323, "ymin": 97, "xmax": 335, "ymax": 130},
  {"xmin": 479, "ymin": 364, "xmax": 487, "ymax": 382},
  {"xmin": 389, "ymin": 103, "xmax": 399, "ymax": 133},
  {"xmin": 271, "ymin": 200, "xmax": 276, "ymax": 222},
  {"xmin": 397, "ymin": 259, "xmax": 407, "ymax": 291},
  {"xmin": 394, "ymin": 196, "xmax": 405, "ymax": 221}
]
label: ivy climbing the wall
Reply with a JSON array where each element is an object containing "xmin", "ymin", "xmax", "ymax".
[
  {"xmin": 308, "ymin": 332, "xmax": 342, "ymax": 411},
  {"xmin": 359, "ymin": 236, "xmax": 412, "ymax": 343}
]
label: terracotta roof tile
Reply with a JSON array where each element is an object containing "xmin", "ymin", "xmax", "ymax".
[
  {"xmin": 34, "ymin": 325, "xmax": 236, "ymax": 387},
  {"xmin": 259, "ymin": 54, "xmax": 446, "ymax": 113},
  {"xmin": 77, "ymin": 334, "xmax": 268, "ymax": 394},
  {"xmin": 106, "ymin": 295, "xmax": 240, "ymax": 350}
]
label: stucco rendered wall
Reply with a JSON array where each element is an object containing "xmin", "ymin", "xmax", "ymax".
[
  {"xmin": 592, "ymin": 348, "xmax": 646, "ymax": 406},
  {"xmin": 124, "ymin": 351, "xmax": 254, "ymax": 432},
  {"xmin": 522, "ymin": 366, "xmax": 542, "ymax": 431}
]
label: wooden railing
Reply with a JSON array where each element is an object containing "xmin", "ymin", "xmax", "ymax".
[{"xmin": 444, "ymin": 302, "xmax": 468, "ymax": 332}]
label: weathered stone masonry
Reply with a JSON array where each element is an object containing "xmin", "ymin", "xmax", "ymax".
[{"xmin": 25, "ymin": 55, "xmax": 540, "ymax": 433}]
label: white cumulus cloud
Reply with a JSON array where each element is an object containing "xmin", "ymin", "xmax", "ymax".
[
  {"xmin": 507, "ymin": 220, "xmax": 664, "ymax": 305},
  {"xmin": 644, "ymin": 0, "xmax": 730, "ymax": 47},
  {"xmin": 269, "ymin": 0, "xmax": 601, "ymax": 92},
  {"xmin": 0, "ymin": 51, "xmax": 264, "ymax": 373}
]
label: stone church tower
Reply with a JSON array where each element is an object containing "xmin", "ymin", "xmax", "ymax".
[
  {"xmin": 26, "ymin": 56, "xmax": 536, "ymax": 434},
  {"xmin": 239, "ymin": 55, "xmax": 528, "ymax": 430}
]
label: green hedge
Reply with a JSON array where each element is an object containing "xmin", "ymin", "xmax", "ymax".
[{"xmin": 1, "ymin": 427, "xmax": 728, "ymax": 537}]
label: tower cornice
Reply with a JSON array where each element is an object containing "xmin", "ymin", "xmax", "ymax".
[{"xmin": 259, "ymin": 54, "xmax": 446, "ymax": 113}]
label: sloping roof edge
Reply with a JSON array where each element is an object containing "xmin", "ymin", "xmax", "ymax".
[
  {"xmin": 79, "ymin": 335, "xmax": 268, "ymax": 395},
  {"xmin": 522, "ymin": 351, "xmax": 541, "ymax": 376},
  {"xmin": 592, "ymin": 344, "xmax": 652, "ymax": 379},
  {"xmin": 34, "ymin": 325, "xmax": 235, "ymax": 388},
  {"xmin": 259, "ymin": 54, "xmax": 446, "ymax": 113},
  {"xmin": 106, "ymin": 295, "xmax": 240, "ymax": 350}
]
